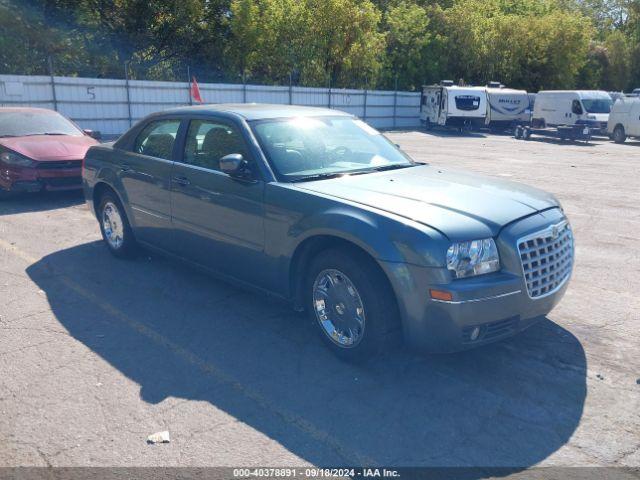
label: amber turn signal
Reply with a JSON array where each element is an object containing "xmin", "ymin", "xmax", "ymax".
[{"xmin": 429, "ymin": 289, "xmax": 453, "ymax": 301}]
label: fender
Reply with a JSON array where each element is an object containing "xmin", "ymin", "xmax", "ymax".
[
  {"xmin": 288, "ymin": 205, "xmax": 448, "ymax": 267},
  {"xmin": 84, "ymin": 146, "xmax": 135, "ymax": 226}
]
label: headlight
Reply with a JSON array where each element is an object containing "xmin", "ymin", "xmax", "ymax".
[
  {"xmin": 446, "ymin": 238, "xmax": 500, "ymax": 279},
  {"xmin": 0, "ymin": 150, "xmax": 35, "ymax": 167}
]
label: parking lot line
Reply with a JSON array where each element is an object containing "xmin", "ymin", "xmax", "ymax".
[{"xmin": 0, "ymin": 237, "xmax": 377, "ymax": 466}]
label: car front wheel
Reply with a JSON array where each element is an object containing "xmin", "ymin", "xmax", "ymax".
[
  {"xmin": 98, "ymin": 191, "xmax": 136, "ymax": 258},
  {"xmin": 306, "ymin": 248, "xmax": 399, "ymax": 361}
]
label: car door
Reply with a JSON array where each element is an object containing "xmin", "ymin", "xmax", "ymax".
[
  {"xmin": 171, "ymin": 117, "xmax": 267, "ymax": 286},
  {"xmin": 118, "ymin": 118, "xmax": 180, "ymax": 251}
]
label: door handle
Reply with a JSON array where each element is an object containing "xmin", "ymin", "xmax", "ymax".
[
  {"xmin": 172, "ymin": 176, "xmax": 191, "ymax": 186},
  {"xmin": 121, "ymin": 163, "xmax": 131, "ymax": 172}
]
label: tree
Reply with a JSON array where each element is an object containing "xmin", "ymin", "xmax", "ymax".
[
  {"xmin": 227, "ymin": 0, "xmax": 385, "ymax": 88},
  {"xmin": 439, "ymin": 0, "xmax": 593, "ymax": 90},
  {"xmin": 383, "ymin": 1, "xmax": 430, "ymax": 90},
  {"xmin": 603, "ymin": 29, "xmax": 631, "ymax": 90}
]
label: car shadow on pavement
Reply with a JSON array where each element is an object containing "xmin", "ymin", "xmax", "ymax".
[
  {"xmin": 0, "ymin": 190, "xmax": 84, "ymax": 216},
  {"xmin": 26, "ymin": 241, "xmax": 587, "ymax": 470}
]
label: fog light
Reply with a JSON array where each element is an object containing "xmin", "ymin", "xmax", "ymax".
[{"xmin": 470, "ymin": 327, "xmax": 481, "ymax": 341}]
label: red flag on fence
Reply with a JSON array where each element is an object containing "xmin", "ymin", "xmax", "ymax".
[{"xmin": 191, "ymin": 77, "xmax": 203, "ymax": 103}]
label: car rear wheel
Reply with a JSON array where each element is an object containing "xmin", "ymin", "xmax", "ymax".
[
  {"xmin": 306, "ymin": 248, "xmax": 400, "ymax": 361},
  {"xmin": 98, "ymin": 191, "xmax": 137, "ymax": 258},
  {"xmin": 613, "ymin": 125, "xmax": 626, "ymax": 144}
]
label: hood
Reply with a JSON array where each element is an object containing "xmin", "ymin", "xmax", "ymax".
[
  {"xmin": 0, "ymin": 135, "xmax": 98, "ymax": 161},
  {"xmin": 295, "ymin": 165, "xmax": 559, "ymax": 240}
]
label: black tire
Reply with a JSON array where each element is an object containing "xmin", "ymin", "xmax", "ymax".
[
  {"xmin": 97, "ymin": 190, "xmax": 137, "ymax": 258},
  {"xmin": 305, "ymin": 248, "xmax": 400, "ymax": 362},
  {"xmin": 424, "ymin": 119, "xmax": 433, "ymax": 131},
  {"xmin": 613, "ymin": 125, "xmax": 626, "ymax": 144},
  {"xmin": 522, "ymin": 127, "xmax": 531, "ymax": 140},
  {"xmin": 514, "ymin": 126, "xmax": 523, "ymax": 139}
]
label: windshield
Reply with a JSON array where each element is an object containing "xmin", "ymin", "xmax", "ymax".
[
  {"xmin": 581, "ymin": 98, "xmax": 612, "ymax": 114},
  {"xmin": 251, "ymin": 116, "xmax": 414, "ymax": 181},
  {"xmin": 0, "ymin": 110, "xmax": 83, "ymax": 137}
]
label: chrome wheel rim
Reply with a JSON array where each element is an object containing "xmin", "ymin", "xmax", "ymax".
[
  {"xmin": 312, "ymin": 269, "xmax": 366, "ymax": 348},
  {"xmin": 102, "ymin": 201, "xmax": 124, "ymax": 249}
]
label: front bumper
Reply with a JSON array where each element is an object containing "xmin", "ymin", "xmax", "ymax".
[
  {"xmin": 383, "ymin": 208, "xmax": 572, "ymax": 352},
  {"xmin": 0, "ymin": 164, "xmax": 82, "ymax": 192}
]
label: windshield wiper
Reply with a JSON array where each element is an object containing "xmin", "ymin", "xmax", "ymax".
[
  {"xmin": 291, "ymin": 172, "xmax": 349, "ymax": 182},
  {"xmin": 371, "ymin": 163, "xmax": 416, "ymax": 172},
  {"xmin": 291, "ymin": 164, "xmax": 417, "ymax": 182},
  {"xmin": 22, "ymin": 132, "xmax": 68, "ymax": 137}
]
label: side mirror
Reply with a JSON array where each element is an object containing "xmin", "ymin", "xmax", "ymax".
[
  {"xmin": 219, "ymin": 153, "xmax": 252, "ymax": 180},
  {"xmin": 83, "ymin": 129, "xmax": 102, "ymax": 140}
]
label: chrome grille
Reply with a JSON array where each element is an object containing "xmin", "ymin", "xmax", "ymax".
[{"xmin": 518, "ymin": 221, "xmax": 573, "ymax": 298}]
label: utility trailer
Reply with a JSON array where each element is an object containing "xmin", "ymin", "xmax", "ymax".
[{"xmin": 513, "ymin": 123, "xmax": 595, "ymax": 143}]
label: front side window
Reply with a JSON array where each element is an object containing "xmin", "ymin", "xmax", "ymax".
[
  {"xmin": 571, "ymin": 99, "xmax": 584, "ymax": 115},
  {"xmin": 134, "ymin": 119, "xmax": 180, "ymax": 160},
  {"xmin": 183, "ymin": 120, "xmax": 249, "ymax": 171},
  {"xmin": 251, "ymin": 116, "xmax": 414, "ymax": 181},
  {"xmin": 0, "ymin": 110, "xmax": 83, "ymax": 137}
]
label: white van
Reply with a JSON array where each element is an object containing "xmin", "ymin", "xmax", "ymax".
[
  {"xmin": 421, "ymin": 82, "xmax": 488, "ymax": 129},
  {"xmin": 607, "ymin": 95, "xmax": 640, "ymax": 143},
  {"xmin": 485, "ymin": 85, "xmax": 530, "ymax": 129},
  {"xmin": 532, "ymin": 91, "xmax": 613, "ymax": 134}
]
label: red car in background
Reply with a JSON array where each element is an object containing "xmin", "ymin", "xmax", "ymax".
[{"xmin": 0, "ymin": 107, "xmax": 99, "ymax": 198}]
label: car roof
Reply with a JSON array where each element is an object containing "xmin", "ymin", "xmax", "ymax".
[
  {"xmin": 0, "ymin": 107, "xmax": 59, "ymax": 114},
  {"xmin": 159, "ymin": 103, "xmax": 352, "ymax": 120}
]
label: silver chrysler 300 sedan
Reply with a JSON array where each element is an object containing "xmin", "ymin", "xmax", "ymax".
[{"xmin": 82, "ymin": 104, "xmax": 573, "ymax": 361}]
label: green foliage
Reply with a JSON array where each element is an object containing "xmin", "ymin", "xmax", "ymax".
[
  {"xmin": 1, "ymin": 0, "xmax": 639, "ymax": 91},
  {"xmin": 228, "ymin": 0, "xmax": 385, "ymax": 88},
  {"xmin": 383, "ymin": 1, "xmax": 431, "ymax": 90}
]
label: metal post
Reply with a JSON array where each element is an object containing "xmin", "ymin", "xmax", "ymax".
[
  {"xmin": 47, "ymin": 55, "xmax": 58, "ymax": 111},
  {"xmin": 187, "ymin": 66, "xmax": 193, "ymax": 105},
  {"xmin": 288, "ymin": 72, "xmax": 293, "ymax": 105},
  {"xmin": 124, "ymin": 61, "xmax": 133, "ymax": 127},
  {"xmin": 363, "ymin": 90, "xmax": 368, "ymax": 121},
  {"xmin": 327, "ymin": 74, "xmax": 332, "ymax": 109},
  {"xmin": 242, "ymin": 71, "xmax": 247, "ymax": 103},
  {"xmin": 393, "ymin": 75, "xmax": 398, "ymax": 128}
]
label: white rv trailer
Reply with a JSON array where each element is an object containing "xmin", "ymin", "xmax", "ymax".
[
  {"xmin": 420, "ymin": 82, "xmax": 488, "ymax": 130},
  {"xmin": 485, "ymin": 84, "xmax": 530, "ymax": 129},
  {"xmin": 532, "ymin": 90, "xmax": 613, "ymax": 134}
]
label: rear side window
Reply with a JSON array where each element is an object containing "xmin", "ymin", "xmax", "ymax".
[
  {"xmin": 134, "ymin": 119, "xmax": 181, "ymax": 160},
  {"xmin": 183, "ymin": 120, "xmax": 250, "ymax": 171}
]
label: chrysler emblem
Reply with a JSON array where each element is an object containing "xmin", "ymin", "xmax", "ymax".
[{"xmin": 551, "ymin": 225, "xmax": 560, "ymax": 239}]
